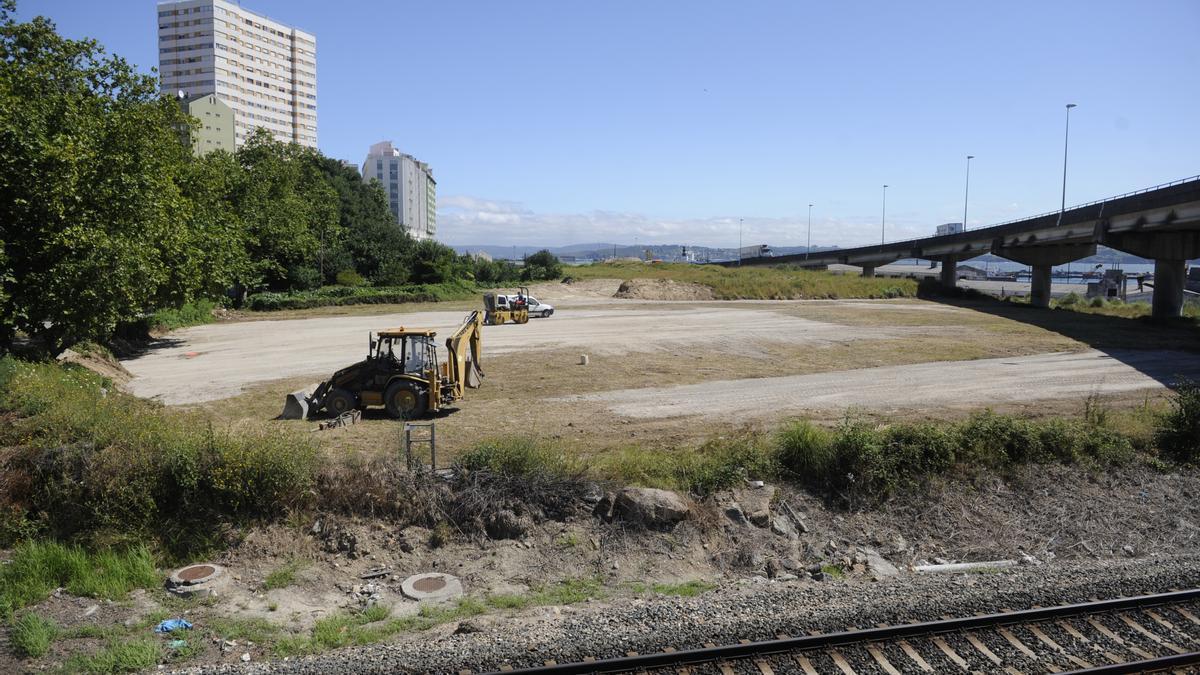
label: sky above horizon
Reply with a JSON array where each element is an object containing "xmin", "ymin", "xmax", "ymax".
[{"xmin": 20, "ymin": 1, "xmax": 1200, "ymax": 248}]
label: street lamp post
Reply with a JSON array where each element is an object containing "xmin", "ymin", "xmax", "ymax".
[
  {"xmin": 806, "ymin": 203, "xmax": 813, "ymax": 260},
  {"xmin": 1058, "ymin": 104, "xmax": 1077, "ymax": 225},
  {"xmin": 881, "ymin": 185, "xmax": 888, "ymax": 247},
  {"xmin": 962, "ymin": 155, "xmax": 974, "ymax": 231}
]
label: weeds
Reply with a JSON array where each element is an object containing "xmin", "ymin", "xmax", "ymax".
[
  {"xmin": 63, "ymin": 638, "xmax": 160, "ymax": 673},
  {"xmin": 146, "ymin": 300, "xmax": 218, "ymax": 332},
  {"xmin": 649, "ymin": 580, "xmax": 716, "ymax": 597},
  {"xmin": 0, "ymin": 541, "xmax": 157, "ymax": 620},
  {"xmin": 1157, "ymin": 380, "xmax": 1200, "ymax": 464},
  {"xmin": 9, "ymin": 612, "xmax": 58, "ymax": 657},
  {"xmin": 262, "ymin": 560, "xmax": 306, "ymax": 590}
]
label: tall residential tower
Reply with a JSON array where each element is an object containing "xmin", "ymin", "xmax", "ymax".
[
  {"xmin": 157, "ymin": 0, "xmax": 317, "ymax": 148},
  {"xmin": 362, "ymin": 142, "xmax": 437, "ymax": 241}
]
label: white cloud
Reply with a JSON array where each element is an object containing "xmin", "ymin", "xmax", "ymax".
[{"xmin": 437, "ymin": 196, "xmax": 932, "ymax": 248}]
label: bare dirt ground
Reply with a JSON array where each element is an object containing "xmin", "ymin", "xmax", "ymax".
[
  {"xmin": 118, "ymin": 279, "xmax": 1199, "ymax": 455},
  {"xmin": 566, "ymin": 349, "xmax": 1200, "ymax": 420}
]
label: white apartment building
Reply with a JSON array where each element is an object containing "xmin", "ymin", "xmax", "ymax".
[
  {"xmin": 157, "ymin": 0, "xmax": 317, "ymax": 148},
  {"xmin": 361, "ymin": 141, "xmax": 437, "ymax": 241}
]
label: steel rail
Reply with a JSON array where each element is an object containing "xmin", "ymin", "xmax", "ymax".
[{"xmin": 497, "ymin": 588, "xmax": 1200, "ymax": 674}]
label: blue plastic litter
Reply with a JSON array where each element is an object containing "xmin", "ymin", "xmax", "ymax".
[{"xmin": 154, "ymin": 618, "xmax": 193, "ymax": 633}]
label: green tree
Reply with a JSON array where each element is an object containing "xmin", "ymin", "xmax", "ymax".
[
  {"xmin": 521, "ymin": 250, "xmax": 563, "ymax": 281},
  {"xmin": 233, "ymin": 129, "xmax": 337, "ymax": 290},
  {"xmin": 312, "ymin": 155, "xmax": 413, "ymax": 285},
  {"xmin": 0, "ymin": 2, "xmax": 218, "ymax": 355}
]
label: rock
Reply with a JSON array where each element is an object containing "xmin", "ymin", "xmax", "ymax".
[
  {"xmin": 581, "ymin": 482, "xmax": 604, "ymax": 504},
  {"xmin": 774, "ymin": 573, "xmax": 799, "ymax": 582},
  {"xmin": 485, "ymin": 509, "xmax": 531, "ymax": 540},
  {"xmin": 454, "ymin": 621, "xmax": 482, "ymax": 635},
  {"xmin": 241, "ymin": 653, "xmax": 251, "ymax": 662},
  {"xmin": 734, "ymin": 485, "xmax": 776, "ymax": 528},
  {"xmin": 765, "ymin": 558, "xmax": 783, "ymax": 579},
  {"xmin": 781, "ymin": 558, "xmax": 803, "ymax": 572},
  {"xmin": 864, "ymin": 548, "xmax": 901, "ymax": 580},
  {"xmin": 724, "ymin": 505, "xmax": 747, "ymax": 524},
  {"xmin": 1122, "ymin": 544, "xmax": 1136, "ymax": 557},
  {"xmin": 612, "ymin": 488, "xmax": 689, "ymax": 528},
  {"xmin": 770, "ymin": 515, "xmax": 797, "ymax": 539},
  {"xmin": 81, "ymin": 604, "xmax": 100, "ymax": 618},
  {"xmin": 593, "ymin": 492, "xmax": 616, "ymax": 521}
]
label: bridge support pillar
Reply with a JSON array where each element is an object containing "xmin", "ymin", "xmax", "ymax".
[
  {"xmin": 1030, "ymin": 264, "xmax": 1053, "ymax": 308},
  {"xmin": 939, "ymin": 258, "xmax": 957, "ymax": 289},
  {"xmin": 1152, "ymin": 259, "xmax": 1186, "ymax": 318},
  {"xmin": 861, "ymin": 265, "xmax": 876, "ymax": 278},
  {"xmin": 1102, "ymin": 232, "xmax": 1200, "ymax": 319}
]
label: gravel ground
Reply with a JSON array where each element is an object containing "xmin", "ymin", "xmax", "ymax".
[{"xmin": 177, "ymin": 554, "xmax": 1200, "ymax": 674}]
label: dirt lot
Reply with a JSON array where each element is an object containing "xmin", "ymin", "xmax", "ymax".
[{"xmin": 120, "ymin": 279, "xmax": 1197, "ymax": 456}]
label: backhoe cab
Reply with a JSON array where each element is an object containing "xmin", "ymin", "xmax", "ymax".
[
  {"xmin": 483, "ymin": 286, "xmax": 530, "ymax": 325},
  {"xmin": 281, "ymin": 311, "xmax": 484, "ymax": 420}
]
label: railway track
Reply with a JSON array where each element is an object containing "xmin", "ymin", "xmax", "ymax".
[{"xmin": 496, "ymin": 589, "xmax": 1200, "ymax": 674}]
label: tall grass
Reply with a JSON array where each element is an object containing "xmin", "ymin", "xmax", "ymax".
[
  {"xmin": 570, "ymin": 261, "xmax": 916, "ymax": 300},
  {"xmin": 147, "ymin": 299, "xmax": 219, "ymax": 331},
  {"xmin": 0, "ymin": 541, "xmax": 157, "ymax": 620}
]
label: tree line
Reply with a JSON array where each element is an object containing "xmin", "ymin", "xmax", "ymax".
[{"xmin": 0, "ymin": 2, "xmax": 558, "ymax": 356}]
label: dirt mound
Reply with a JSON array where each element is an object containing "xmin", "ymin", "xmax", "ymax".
[
  {"xmin": 58, "ymin": 345, "xmax": 134, "ymax": 386},
  {"xmin": 614, "ymin": 278, "xmax": 715, "ymax": 301}
]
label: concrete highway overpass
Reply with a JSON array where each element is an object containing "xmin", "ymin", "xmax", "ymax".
[{"xmin": 726, "ymin": 176, "xmax": 1200, "ymax": 318}]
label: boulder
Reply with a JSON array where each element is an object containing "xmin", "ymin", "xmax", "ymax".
[
  {"xmin": 864, "ymin": 547, "xmax": 901, "ymax": 580},
  {"xmin": 770, "ymin": 515, "xmax": 797, "ymax": 539},
  {"xmin": 613, "ymin": 487, "xmax": 689, "ymax": 528}
]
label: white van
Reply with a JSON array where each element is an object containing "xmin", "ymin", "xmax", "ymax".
[{"xmin": 526, "ymin": 295, "xmax": 554, "ymax": 318}]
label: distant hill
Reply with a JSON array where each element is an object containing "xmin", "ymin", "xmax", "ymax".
[{"xmin": 451, "ymin": 243, "xmax": 838, "ymax": 262}]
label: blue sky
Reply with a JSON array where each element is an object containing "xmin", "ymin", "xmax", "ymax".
[{"xmin": 20, "ymin": 0, "xmax": 1200, "ymax": 248}]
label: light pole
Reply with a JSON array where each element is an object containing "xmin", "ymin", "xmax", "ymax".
[
  {"xmin": 962, "ymin": 155, "xmax": 974, "ymax": 231},
  {"xmin": 738, "ymin": 218, "xmax": 743, "ymax": 267},
  {"xmin": 1058, "ymin": 103, "xmax": 1077, "ymax": 225},
  {"xmin": 806, "ymin": 203, "xmax": 813, "ymax": 260},
  {"xmin": 881, "ymin": 185, "xmax": 888, "ymax": 247}
]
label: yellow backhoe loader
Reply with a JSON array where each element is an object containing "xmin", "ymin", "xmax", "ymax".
[{"xmin": 281, "ymin": 310, "xmax": 484, "ymax": 420}]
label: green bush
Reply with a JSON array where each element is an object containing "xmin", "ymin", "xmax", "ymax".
[
  {"xmin": 457, "ymin": 438, "xmax": 579, "ymax": 478},
  {"xmin": 1089, "ymin": 296, "xmax": 1106, "ymax": 308},
  {"xmin": 1056, "ymin": 292, "xmax": 1083, "ymax": 307},
  {"xmin": 334, "ymin": 269, "xmax": 368, "ymax": 287},
  {"xmin": 521, "ymin": 250, "xmax": 563, "ymax": 282},
  {"xmin": 775, "ymin": 420, "xmax": 833, "ymax": 478},
  {"xmin": 0, "ymin": 358, "xmax": 319, "ymax": 556},
  {"xmin": 147, "ymin": 299, "xmax": 218, "ymax": 332},
  {"xmin": 246, "ymin": 280, "xmax": 476, "ymax": 311},
  {"xmin": 10, "ymin": 612, "xmax": 58, "ymax": 657},
  {"xmin": 1157, "ymin": 381, "xmax": 1200, "ymax": 464}
]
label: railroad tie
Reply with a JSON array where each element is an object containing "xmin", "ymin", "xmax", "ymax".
[
  {"xmin": 964, "ymin": 632, "xmax": 1003, "ymax": 666},
  {"xmin": 1028, "ymin": 624, "xmax": 1093, "ymax": 669},
  {"xmin": 998, "ymin": 627, "xmax": 1039, "ymax": 660},
  {"xmin": 931, "ymin": 636, "xmax": 970, "ymax": 671},
  {"xmin": 792, "ymin": 653, "xmax": 820, "ymax": 675},
  {"xmin": 717, "ymin": 662, "xmax": 736, "ymax": 675},
  {"xmin": 1119, "ymin": 613, "xmax": 1187, "ymax": 654},
  {"xmin": 1146, "ymin": 610, "xmax": 1200, "ymax": 645},
  {"xmin": 499, "ymin": 665, "xmax": 513, "ymax": 672},
  {"xmin": 827, "ymin": 648, "xmax": 857, "ymax": 675},
  {"xmin": 1087, "ymin": 617, "xmax": 1156, "ymax": 660},
  {"xmin": 897, "ymin": 639, "xmax": 934, "ymax": 672},
  {"xmin": 1175, "ymin": 607, "xmax": 1200, "ymax": 626},
  {"xmin": 1056, "ymin": 620, "xmax": 1124, "ymax": 665},
  {"xmin": 865, "ymin": 643, "xmax": 902, "ymax": 675},
  {"xmin": 754, "ymin": 659, "xmax": 775, "ymax": 675}
]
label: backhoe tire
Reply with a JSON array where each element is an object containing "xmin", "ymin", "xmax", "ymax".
[
  {"xmin": 325, "ymin": 388, "xmax": 357, "ymax": 417},
  {"xmin": 385, "ymin": 381, "xmax": 427, "ymax": 419}
]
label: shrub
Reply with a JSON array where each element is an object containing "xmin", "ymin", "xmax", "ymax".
[
  {"xmin": 0, "ymin": 358, "xmax": 319, "ymax": 557},
  {"xmin": 246, "ymin": 280, "xmax": 476, "ymax": 311},
  {"xmin": 521, "ymin": 250, "xmax": 563, "ymax": 282},
  {"xmin": 147, "ymin": 299, "xmax": 218, "ymax": 332},
  {"xmin": 1056, "ymin": 292, "xmax": 1082, "ymax": 307},
  {"xmin": 335, "ymin": 269, "xmax": 368, "ymax": 287},
  {"xmin": 1089, "ymin": 296, "xmax": 1106, "ymax": 308},
  {"xmin": 775, "ymin": 420, "xmax": 833, "ymax": 478},
  {"xmin": 10, "ymin": 612, "xmax": 58, "ymax": 657},
  {"xmin": 1157, "ymin": 381, "xmax": 1200, "ymax": 464},
  {"xmin": 457, "ymin": 438, "xmax": 579, "ymax": 478}
]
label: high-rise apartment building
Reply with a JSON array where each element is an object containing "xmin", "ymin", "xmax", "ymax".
[
  {"xmin": 157, "ymin": 0, "xmax": 317, "ymax": 148},
  {"xmin": 361, "ymin": 141, "xmax": 437, "ymax": 241}
]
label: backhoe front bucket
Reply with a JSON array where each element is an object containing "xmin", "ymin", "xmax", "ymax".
[
  {"xmin": 281, "ymin": 386, "xmax": 316, "ymax": 420},
  {"xmin": 465, "ymin": 359, "xmax": 482, "ymax": 389}
]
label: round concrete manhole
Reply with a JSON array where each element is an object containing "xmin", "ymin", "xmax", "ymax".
[
  {"xmin": 177, "ymin": 565, "xmax": 217, "ymax": 583},
  {"xmin": 401, "ymin": 573, "xmax": 462, "ymax": 601},
  {"xmin": 167, "ymin": 563, "xmax": 228, "ymax": 597}
]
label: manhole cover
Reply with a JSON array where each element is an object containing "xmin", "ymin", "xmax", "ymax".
[
  {"xmin": 401, "ymin": 572, "xmax": 463, "ymax": 601},
  {"xmin": 178, "ymin": 565, "xmax": 216, "ymax": 582},
  {"xmin": 413, "ymin": 576, "xmax": 447, "ymax": 593}
]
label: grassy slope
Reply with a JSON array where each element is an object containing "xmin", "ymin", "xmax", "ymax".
[{"xmin": 568, "ymin": 261, "xmax": 917, "ymax": 299}]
